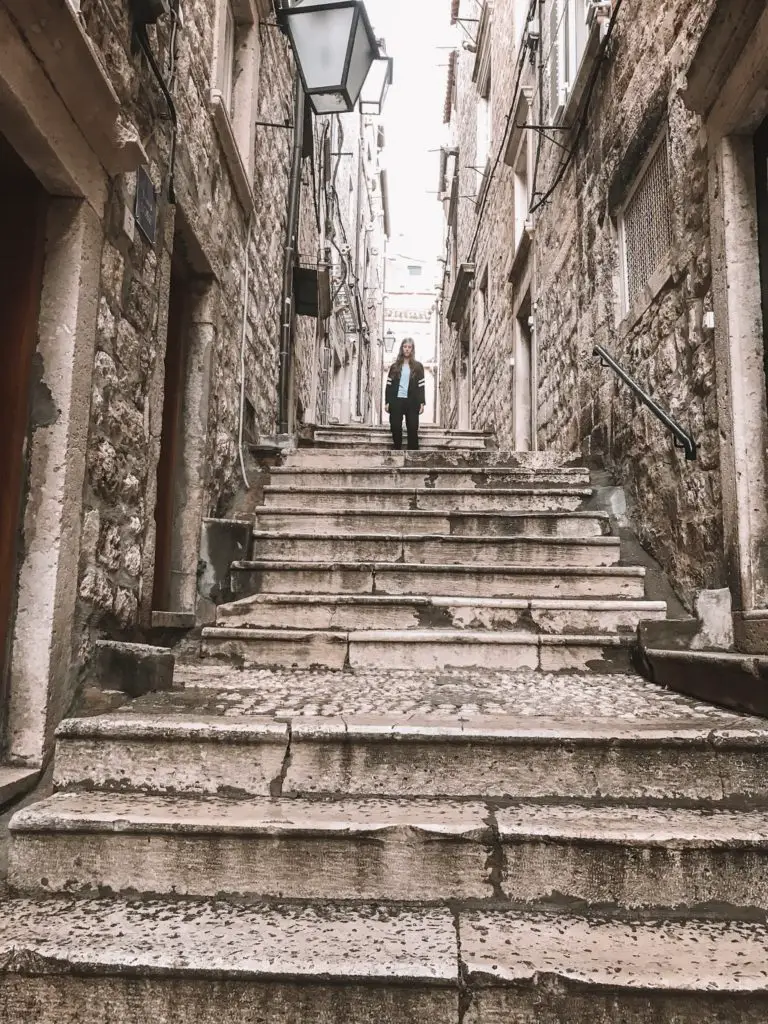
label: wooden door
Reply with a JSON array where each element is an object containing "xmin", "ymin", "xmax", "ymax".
[
  {"xmin": 755, "ymin": 115, "xmax": 768, "ymax": 390},
  {"xmin": 0, "ymin": 134, "xmax": 47, "ymax": 718},
  {"xmin": 153, "ymin": 257, "xmax": 191, "ymax": 611}
]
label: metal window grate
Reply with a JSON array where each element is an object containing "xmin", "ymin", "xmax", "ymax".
[{"xmin": 621, "ymin": 136, "xmax": 672, "ymax": 309}]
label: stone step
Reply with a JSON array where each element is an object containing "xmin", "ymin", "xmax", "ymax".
[
  {"xmin": 282, "ymin": 449, "xmax": 583, "ymax": 470},
  {"xmin": 270, "ymin": 466, "xmax": 591, "ymax": 489},
  {"xmin": 248, "ymin": 533, "xmax": 622, "ymax": 568},
  {"xmin": 11, "ymin": 794, "xmax": 768, "ymax": 910},
  {"xmin": 263, "ymin": 486, "xmax": 593, "ymax": 513},
  {"xmin": 53, "ymin": 713, "xmax": 768, "ymax": 803},
  {"xmin": 314, "ymin": 435, "xmax": 490, "ymax": 449},
  {"xmin": 0, "ymin": 898, "xmax": 460, "ymax": 1023},
  {"xmin": 254, "ymin": 509, "xmax": 611, "ymax": 538},
  {"xmin": 459, "ymin": 911, "xmax": 768, "ymax": 1021},
  {"xmin": 215, "ymin": 594, "xmax": 667, "ymax": 633},
  {"xmin": 9, "ymin": 792, "xmax": 491, "ymax": 901},
  {"xmin": 230, "ymin": 560, "xmax": 647, "ymax": 600},
  {"xmin": 1, "ymin": 898, "xmax": 764, "ymax": 1023},
  {"xmin": 200, "ymin": 628, "xmax": 633, "ymax": 672}
]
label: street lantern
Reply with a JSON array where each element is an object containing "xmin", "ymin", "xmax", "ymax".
[
  {"xmin": 360, "ymin": 52, "xmax": 393, "ymax": 116},
  {"xmin": 384, "ymin": 329, "xmax": 396, "ymax": 354},
  {"xmin": 278, "ymin": 0, "xmax": 380, "ymax": 115}
]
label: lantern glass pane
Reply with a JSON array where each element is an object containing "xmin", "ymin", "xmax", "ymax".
[
  {"xmin": 360, "ymin": 58, "xmax": 389, "ymax": 109},
  {"xmin": 310, "ymin": 92, "xmax": 351, "ymax": 113},
  {"xmin": 288, "ymin": 7, "xmax": 356, "ymax": 90},
  {"xmin": 345, "ymin": 12, "xmax": 377, "ymax": 106}
]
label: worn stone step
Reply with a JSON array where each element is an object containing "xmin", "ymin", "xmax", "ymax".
[
  {"xmin": 0, "ymin": 898, "xmax": 459, "ymax": 1023},
  {"xmin": 460, "ymin": 911, "xmax": 768, "ymax": 1021},
  {"xmin": 270, "ymin": 466, "xmax": 591, "ymax": 489},
  {"xmin": 282, "ymin": 449, "xmax": 584, "ymax": 470},
  {"xmin": 200, "ymin": 628, "xmax": 633, "ymax": 672},
  {"xmin": 263, "ymin": 486, "xmax": 593, "ymax": 513},
  {"xmin": 282, "ymin": 716, "xmax": 768, "ymax": 802},
  {"xmin": 254, "ymin": 509, "xmax": 611, "ymax": 538},
  {"xmin": 53, "ymin": 715, "xmax": 290, "ymax": 797},
  {"xmin": 248, "ymin": 533, "xmax": 622, "ymax": 568},
  {"xmin": 230, "ymin": 561, "xmax": 647, "ymax": 600},
  {"xmin": 53, "ymin": 712, "xmax": 768, "ymax": 803},
  {"xmin": 314, "ymin": 435, "xmax": 490, "ymax": 449},
  {"xmin": 215, "ymin": 594, "xmax": 667, "ymax": 634},
  {"xmin": 12, "ymin": 796, "xmax": 768, "ymax": 910},
  {"xmin": 9, "ymin": 792, "xmax": 492, "ymax": 901}
]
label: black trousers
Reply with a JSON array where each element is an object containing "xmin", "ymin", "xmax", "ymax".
[{"xmin": 389, "ymin": 398, "xmax": 420, "ymax": 450}]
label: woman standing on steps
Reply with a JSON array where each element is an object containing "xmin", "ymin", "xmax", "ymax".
[{"xmin": 385, "ymin": 338, "xmax": 426, "ymax": 450}]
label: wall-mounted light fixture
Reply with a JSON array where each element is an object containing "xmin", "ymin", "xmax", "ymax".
[
  {"xmin": 360, "ymin": 48, "xmax": 393, "ymax": 116},
  {"xmin": 277, "ymin": 0, "xmax": 381, "ymax": 115}
]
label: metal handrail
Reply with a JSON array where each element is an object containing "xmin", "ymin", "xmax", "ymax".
[{"xmin": 593, "ymin": 345, "xmax": 697, "ymax": 461}]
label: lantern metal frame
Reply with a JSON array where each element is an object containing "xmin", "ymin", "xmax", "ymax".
[
  {"xmin": 360, "ymin": 54, "xmax": 393, "ymax": 116},
  {"xmin": 277, "ymin": 0, "xmax": 381, "ymax": 115}
]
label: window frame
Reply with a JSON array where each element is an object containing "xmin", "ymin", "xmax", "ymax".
[
  {"xmin": 617, "ymin": 129, "xmax": 674, "ymax": 317},
  {"xmin": 210, "ymin": 0, "xmax": 263, "ymax": 213}
]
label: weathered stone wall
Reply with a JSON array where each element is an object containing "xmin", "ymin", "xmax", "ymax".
[
  {"xmin": 532, "ymin": 0, "xmax": 723, "ymax": 607},
  {"xmin": 441, "ymin": 0, "xmax": 726, "ymax": 608},
  {"xmin": 74, "ymin": 1, "xmax": 319, "ymax": 636},
  {"xmin": 440, "ymin": 0, "xmax": 527, "ymax": 444}
]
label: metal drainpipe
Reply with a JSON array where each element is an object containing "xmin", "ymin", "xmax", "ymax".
[
  {"xmin": 278, "ymin": 76, "xmax": 305, "ymax": 435},
  {"xmin": 354, "ymin": 109, "xmax": 365, "ymax": 418}
]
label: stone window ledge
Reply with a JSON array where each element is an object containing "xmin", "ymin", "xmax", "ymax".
[
  {"xmin": 507, "ymin": 219, "xmax": 535, "ymax": 284},
  {"xmin": 618, "ymin": 251, "xmax": 676, "ymax": 337},
  {"xmin": 4, "ymin": 0, "xmax": 146, "ymax": 175},
  {"xmin": 210, "ymin": 92, "xmax": 256, "ymax": 216},
  {"xmin": 562, "ymin": 17, "xmax": 603, "ymax": 131}
]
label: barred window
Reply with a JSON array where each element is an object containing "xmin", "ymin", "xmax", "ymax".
[{"xmin": 619, "ymin": 135, "xmax": 673, "ymax": 311}]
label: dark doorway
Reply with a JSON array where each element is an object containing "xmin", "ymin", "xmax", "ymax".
[
  {"xmin": 153, "ymin": 251, "xmax": 192, "ymax": 612},
  {"xmin": 0, "ymin": 134, "xmax": 47, "ymax": 725},
  {"xmin": 754, "ymin": 114, "xmax": 768, "ymax": 390}
]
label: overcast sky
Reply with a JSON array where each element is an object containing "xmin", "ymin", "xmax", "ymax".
[{"xmin": 363, "ymin": 0, "xmax": 454, "ymax": 265}]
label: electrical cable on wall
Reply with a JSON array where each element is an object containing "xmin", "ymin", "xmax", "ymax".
[
  {"xmin": 466, "ymin": 0, "xmax": 537, "ymax": 262},
  {"xmin": 529, "ymin": 0, "xmax": 624, "ymax": 214}
]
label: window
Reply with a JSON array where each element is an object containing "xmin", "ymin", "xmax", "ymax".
[
  {"xmin": 477, "ymin": 267, "xmax": 489, "ymax": 337},
  {"xmin": 408, "ymin": 265, "xmax": 423, "ymax": 277},
  {"xmin": 211, "ymin": 0, "xmax": 262, "ymax": 211},
  {"xmin": 476, "ymin": 94, "xmax": 491, "ymax": 191},
  {"xmin": 513, "ymin": 132, "xmax": 531, "ymax": 250},
  {"xmin": 618, "ymin": 134, "xmax": 673, "ymax": 312},
  {"xmin": 221, "ymin": 1, "xmax": 236, "ymax": 116},
  {"xmin": 549, "ymin": 0, "xmax": 589, "ymax": 122}
]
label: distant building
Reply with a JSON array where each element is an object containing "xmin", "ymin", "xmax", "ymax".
[{"xmin": 382, "ymin": 251, "xmax": 441, "ymax": 425}]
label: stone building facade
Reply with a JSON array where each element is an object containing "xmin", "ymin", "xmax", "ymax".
[
  {"xmin": 314, "ymin": 111, "xmax": 389, "ymax": 427},
  {"xmin": 439, "ymin": 0, "xmax": 768, "ymax": 642},
  {"xmin": 0, "ymin": 0, "xmax": 390, "ymax": 769},
  {"xmin": 382, "ymin": 252, "xmax": 441, "ymax": 425}
]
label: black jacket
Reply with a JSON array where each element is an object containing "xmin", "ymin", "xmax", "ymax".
[{"xmin": 386, "ymin": 360, "xmax": 426, "ymax": 406}]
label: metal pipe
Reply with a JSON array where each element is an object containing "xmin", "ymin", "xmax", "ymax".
[
  {"xmin": 134, "ymin": 23, "xmax": 178, "ymax": 203},
  {"xmin": 237, "ymin": 213, "xmax": 253, "ymax": 488},
  {"xmin": 278, "ymin": 75, "xmax": 305, "ymax": 435},
  {"xmin": 593, "ymin": 344, "xmax": 697, "ymax": 460}
]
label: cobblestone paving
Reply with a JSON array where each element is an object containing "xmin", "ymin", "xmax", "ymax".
[{"xmin": 122, "ymin": 664, "xmax": 758, "ymax": 724}]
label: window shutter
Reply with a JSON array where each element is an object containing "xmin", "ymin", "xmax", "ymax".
[{"xmin": 549, "ymin": 0, "xmax": 561, "ymax": 121}]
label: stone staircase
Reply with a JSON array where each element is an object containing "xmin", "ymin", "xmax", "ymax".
[{"xmin": 2, "ymin": 426, "xmax": 768, "ymax": 1022}]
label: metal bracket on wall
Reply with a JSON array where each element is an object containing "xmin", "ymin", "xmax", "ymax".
[{"xmin": 254, "ymin": 119, "xmax": 295, "ymax": 129}]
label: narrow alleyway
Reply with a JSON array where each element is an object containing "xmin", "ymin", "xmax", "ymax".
[{"xmin": 2, "ymin": 426, "xmax": 767, "ymax": 1021}]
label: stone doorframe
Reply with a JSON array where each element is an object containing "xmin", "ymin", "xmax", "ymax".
[
  {"xmin": 143, "ymin": 208, "xmax": 218, "ymax": 625},
  {"xmin": 684, "ymin": 0, "xmax": 768, "ymax": 651},
  {"xmin": 0, "ymin": 3, "xmax": 145, "ymax": 764}
]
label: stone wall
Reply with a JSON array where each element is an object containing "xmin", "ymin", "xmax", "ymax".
[
  {"xmin": 73, "ymin": 1, "xmax": 320, "ymax": 638},
  {"xmin": 440, "ymin": 0, "xmax": 726, "ymax": 608},
  {"xmin": 532, "ymin": 0, "xmax": 723, "ymax": 607}
]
